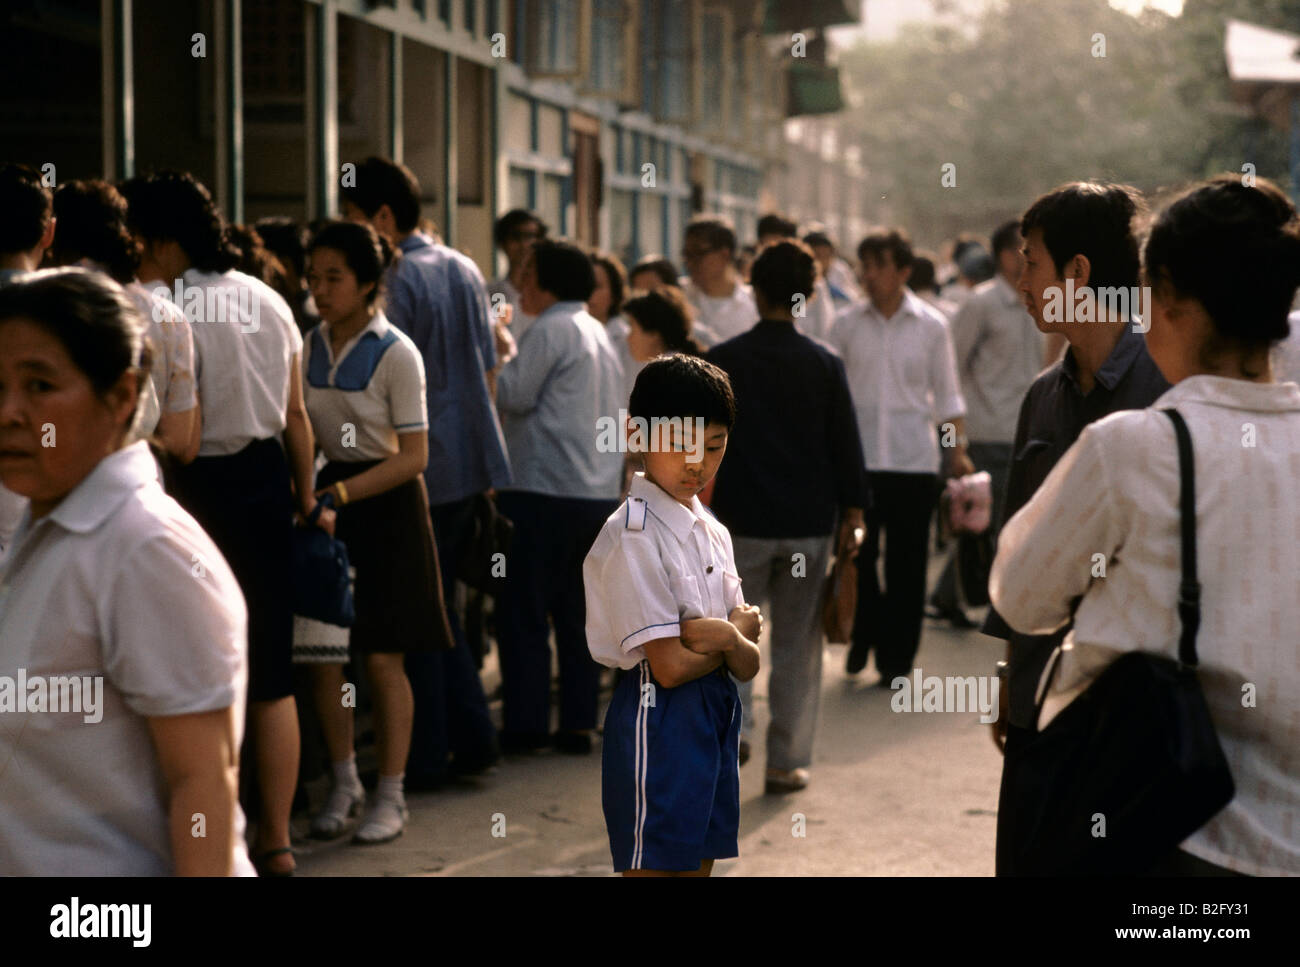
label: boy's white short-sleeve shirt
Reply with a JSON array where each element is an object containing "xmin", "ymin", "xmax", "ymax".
[{"xmin": 584, "ymin": 473, "xmax": 745, "ymax": 670}]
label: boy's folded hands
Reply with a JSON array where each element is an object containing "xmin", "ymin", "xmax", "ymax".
[
  {"xmin": 680, "ymin": 604, "xmax": 763, "ymax": 655},
  {"xmin": 680, "ymin": 617, "xmax": 741, "ymax": 654},
  {"xmin": 728, "ymin": 604, "xmax": 762, "ymax": 643}
]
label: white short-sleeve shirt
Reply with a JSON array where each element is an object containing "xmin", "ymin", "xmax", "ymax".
[
  {"xmin": 584, "ymin": 472, "xmax": 746, "ymax": 670},
  {"xmin": 127, "ymin": 280, "xmax": 198, "ymax": 415},
  {"xmin": 828, "ymin": 289, "xmax": 967, "ymax": 474},
  {"xmin": 164, "ymin": 268, "xmax": 302, "ymax": 456},
  {"xmin": 680, "ymin": 277, "xmax": 759, "ymax": 347},
  {"xmin": 0, "ymin": 442, "xmax": 255, "ymax": 875},
  {"xmin": 302, "ymin": 312, "xmax": 429, "ymax": 463}
]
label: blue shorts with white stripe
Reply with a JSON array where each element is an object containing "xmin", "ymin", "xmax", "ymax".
[{"xmin": 601, "ymin": 659, "xmax": 741, "ymax": 872}]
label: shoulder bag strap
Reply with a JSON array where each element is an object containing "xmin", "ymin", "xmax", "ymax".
[
  {"xmin": 1031, "ymin": 407, "xmax": 1203, "ymax": 728},
  {"xmin": 1161, "ymin": 408, "xmax": 1201, "ymax": 667}
]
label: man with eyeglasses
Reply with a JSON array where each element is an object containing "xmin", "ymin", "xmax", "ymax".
[
  {"xmin": 679, "ymin": 215, "xmax": 755, "ymax": 348},
  {"xmin": 490, "ymin": 209, "xmax": 548, "ymax": 341}
]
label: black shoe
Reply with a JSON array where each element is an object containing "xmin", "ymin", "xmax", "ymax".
[
  {"xmin": 552, "ymin": 731, "xmax": 593, "ymax": 755},
  {"xmin": 498, "ymin": 730, "xmax": 552, "ymax": 755},
  {"xmin": 846, "ymin": 640, "xmax": 870, "ymax": 675}
]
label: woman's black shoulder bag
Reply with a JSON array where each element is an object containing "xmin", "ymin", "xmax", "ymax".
[{"xmin": 997, "ymin": 408, "xmax": 1235, "ymax": 875}]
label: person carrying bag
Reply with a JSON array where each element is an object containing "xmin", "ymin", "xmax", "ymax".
[{"xmin": 995, "ymin": 409, "xmax": 1234, "ymax": 875}]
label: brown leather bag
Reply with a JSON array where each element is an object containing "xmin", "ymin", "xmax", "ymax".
[{"xmin": 821, "ymin": 547, "xmax": 858, "ymax": 644}]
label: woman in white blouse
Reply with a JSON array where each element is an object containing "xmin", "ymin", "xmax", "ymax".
[
  {"xmin": 0, "ymin": 268, "xmax": 253, "ymax": 874},
  {"xmin": 990, "ymin": 175, "xmax": 1300, "ymax": 876}
]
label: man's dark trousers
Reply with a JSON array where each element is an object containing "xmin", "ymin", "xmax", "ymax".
[
  {"xmin": 493, "ymin": 491, "xmax": 616, "ymax": 741},
  {"xmin": 405, "ymin": 495, "xmax": 499, "ymax": 779},
  {"xmin": 851, "ymin": 470, "xmax": 939, "ymax": 679}
]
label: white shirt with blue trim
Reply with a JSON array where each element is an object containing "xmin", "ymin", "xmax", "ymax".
[
  {"xmin": 583, "ymin": 473, "xmax": 746, "ymax": 671},
  {"xmin": 302, "ymin": 311, "xmax": 429, "ymax": 463}
]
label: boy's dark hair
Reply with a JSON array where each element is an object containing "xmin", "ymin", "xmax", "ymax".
[
  {"xmin": 1021, "ymin": 182, "xmax": 1142, "ymax": 292},
  {"xmin": 909, "ymin": 251, "xmax": 938, "ymax": 293},
  {"xmin": 309, "ymin": 220, "xmax": 397, "ymax": 307},
  {"xmin": 1144, "ymin": 174, "xmax": 1300, "ymax": 352},
  {"xmin": 494, "ymin": 208, "xmax": 547, "ymax": 248},
  {"xmin": 684, "ymin": 215, "xmax": 737, "ymax": 256},
  {"xmin": 119, "ymin": 170, "xmax": 240, "ymax": 273},
  {"xmin": 629, "ymin": 353, "xmax": 736, "ymax": 430},
  {"xmin": 990, "ymin": 219, "xmax": 1022, "ymax": 258},
  {"xmin": 532, "ymin": 238, "xmax": 596, "ymax": 302},
  {"xmin": 340, "ymin": 156, "xmax": 422, "ymax": 234},
  {"xmin": 857, "ymin": 228, "xmax": 914, "ymax": 271},
  {"xmin": 623, "ymin": 287, "xmax": 701, "ymax": 357},
  {"xmin": 757, "ymin": 212, "xmax": 798, "ymax": 240},
  {"xmin": 630, "ymin": 255, "xmax": 679, "ymax": 288},
  {"xmin": 0, "ymin": 163, "xmax": 54, "ymax": 255},
  {"xmin": 590, "ymin": 249, "xmax": 627, "ymax": 317},
  {"xmin": 255, "ymin": 216, "xmax": 310, "ymax": 280},
  {"xmin": 49, "ymin": 179, "xmax": 140, "ymax": 284},
  {"xmin": 750, "ymin": 239, "xmax": 818, "ymax": 310}
]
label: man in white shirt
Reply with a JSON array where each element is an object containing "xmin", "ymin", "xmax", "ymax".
[
  {"xmin": 679, "ymin": 215, "xmax": 757, "ymax": 347},
  {"xmin": 829, "ymin": 228, "xmax": 972, "ymax": 683},
  {"xmin": 929, "ymin": 221, "xmax": 1044, "ymax": 624},
  {"xmin": 488, "ymin": 209, "xmax": 547, "ymax": 341}
]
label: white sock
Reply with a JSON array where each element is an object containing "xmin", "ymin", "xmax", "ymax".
[
  {"xmin": 332, "ymin": 756, "xmax": 361, "ymax": 790},
  {"xmin": 377, "ymin": 773, "xmax": 405, "ymax": 804}
]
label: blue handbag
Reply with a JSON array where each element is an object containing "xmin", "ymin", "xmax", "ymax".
[{"xmin": 292, "ymin": 492, "xmax": 355, "ymax": 627}]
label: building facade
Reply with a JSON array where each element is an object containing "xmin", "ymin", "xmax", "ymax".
[{"xmin": 0, "ymin": 0, "xmax": 866, "ymax": 278}]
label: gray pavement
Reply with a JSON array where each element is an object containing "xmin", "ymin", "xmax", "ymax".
[{"xmin": 293, "ymin": 557, "xmax": 1006, "ymax": 877}]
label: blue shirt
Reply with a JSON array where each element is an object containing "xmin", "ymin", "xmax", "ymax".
[
  {"xmin": 385, "ymin": 233, "xmax": 512, "ymax": 504},
  {"xmin": 496, "ymin": 300, "xmax": 624, "ymax": 500}
]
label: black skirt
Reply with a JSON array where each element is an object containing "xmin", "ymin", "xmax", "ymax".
[
  {"xmin": 173, "ymin": 437, "xmax": 294, "ymax": 702},
  {"xmin": 317, "ymin": 460, "xmax": 454, "ymax": 655}
]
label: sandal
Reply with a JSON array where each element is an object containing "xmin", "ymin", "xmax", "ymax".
[{"xmin": 253, "ymin": 846, "xmax": 296, "ymax": 877}]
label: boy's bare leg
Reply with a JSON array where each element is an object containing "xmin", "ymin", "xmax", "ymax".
[{"xmin": 622, "ymin": 860, "xmax": 714, "ymax": 877}]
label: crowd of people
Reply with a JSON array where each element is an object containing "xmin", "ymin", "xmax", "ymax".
[{"xmin": 0, "ymin": 153, "xmax": 1297, "ymax": 877}]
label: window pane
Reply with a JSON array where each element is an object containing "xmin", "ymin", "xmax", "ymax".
[
  {"xmin": 539, "ymin": 173, "xmax": 565, "ymax": 232},
  {"xmin": 728, "ymin": 33, "xmax": 746, "ymax": 141},
  {"xmin": 588, "ymin": 0, "xmax": 623, "ymax": 94},
  {"xmin": 639, "ymin": 191, "xmax": 663, "ymax": 258},
  {"xmin": 456, "ymin": 58, "xmax": 486, "ymax": 204},
  {"xmin": 610, "ymin": 189, "xmax": 635, "ymax": 266},
  {"xmin": 657, "ymin": 0, "xmax": 690, "ymax": 122},
  {"xmin": 537, "ymin": 104, "xmax": 565, "ymax": 158},
  {"xmin": 509, "ymin": 167, "xmax": 533, "ymax": 209},
  {"xmin": 242, "ymin": 0, "xmax": 308, "ymax": 220},
  {"xmin": 504, "ymin": 93, "xmax": 532, "ymax": 153},
  {"xmin": 700, "ymin": 12, "xmax": 724, "ymax": 125},
  {"xmin": 534, "ymin": 0, "xmax": 578, "ymax": 74},
  {"xmin": 402, "ymin": 39, "xmax": 447, "ymax": 219}
]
